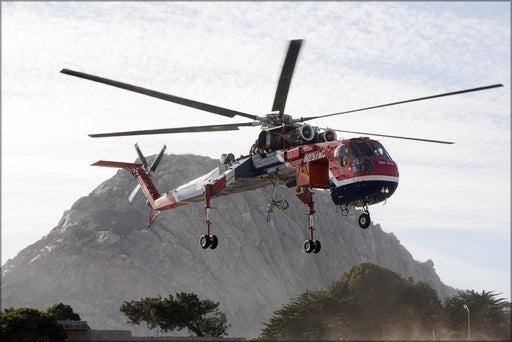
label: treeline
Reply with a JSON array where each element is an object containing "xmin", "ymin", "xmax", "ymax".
[
  {"xmin": 1, "ymin": 294, "xmax": 229, "ymax": 341},
  {"xmin": 2, "ymin": 264, "xmax": 509, "ymax": 341},
  {"xmin": 260, "ymin": 262, "xmax": 510, "ymax": 340}
]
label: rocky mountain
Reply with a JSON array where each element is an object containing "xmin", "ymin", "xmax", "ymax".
[{"xmin": 2, "ymin": 153, "xmax": 455, "ymax": 338}]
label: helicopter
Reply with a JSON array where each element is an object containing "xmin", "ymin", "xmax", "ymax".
[{"xmin": 61, "ymin": 39, "xmax": 502, "ymax": 253}]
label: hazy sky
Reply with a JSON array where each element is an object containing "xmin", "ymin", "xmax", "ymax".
[{"xmin": 2, "ymin": 2, "xmax": 510, "ymax": 301}]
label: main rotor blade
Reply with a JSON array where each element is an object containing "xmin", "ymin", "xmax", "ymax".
[
  {"xmin": 61, "ymin": 68, "xmax": 258, "ymax": 121},
  {"xmin": 327, "ymin": 128, "xmax": 454, "ymax": 144},
  {"xmin": 89, "ymin": 122, "xmax": 258, "ymax": 138},
  {"xmin": 272, "ymin": 39, "xmax": 303, "ymax": 115},
  {"xmin": 303, "ymin": 84, "xmax": 504, "ymax": 121}
]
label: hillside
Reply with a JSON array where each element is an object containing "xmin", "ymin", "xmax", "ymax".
[{"xmin": 1, "ymin": 153, "xmax": 455, "ymax": 338}]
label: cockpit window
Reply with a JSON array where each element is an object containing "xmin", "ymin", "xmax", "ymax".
[
  {"xmin": 337, "ymin": 144, "xmax": 348, "ymax": 166},
  {"xmin": 338, "ymin": 140, "xmax": 392, "ymax": 170},
  {"xmin": 368, "ymin": 140, "xmax": 392, "ymax": 160},
  {"xmin": 349, "ymin": 140, "xmax": 373, "ymax": 161},
  {"xmin": 348, "ymin": 139, "xmax": 392, "ymax": 160}
]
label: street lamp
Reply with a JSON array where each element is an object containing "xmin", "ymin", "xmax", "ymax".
[{"xmin": 463, "ymin": 304, "xmax": 470, "ymax": 342}]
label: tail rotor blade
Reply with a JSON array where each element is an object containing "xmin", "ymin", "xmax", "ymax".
[
  {"xmin": 128, "ymin": 184, "xmax": 141, "ymax": 203},
  {"xmin": 129, "ymin": 144, "xmax": 165, "ymax": 203},
  {"xmin": 134, "ymin": 143, "xmax": 148, "ymax": 170},
  {"xmin": 149, "ymin": 145, "xmax": 167, "ymax": 173}
]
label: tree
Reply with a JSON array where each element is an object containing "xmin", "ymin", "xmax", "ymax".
[
  {"xmin": 46, "ymin": 302, "xmax": 81, "ymax": 321},
  {"xmin": 261, "ymin": 289, "xmax": 333, "ymax": 340},
  {"xmin": 120, "ymin": 292, "xmax": 230, "ymax": 337},
  {"xmin": 261, "ymin": 263, "xmax": 511, "ymax": 340},
  {"xmin": 444, "ymin": 289, "xmax": 510, "ymax": 339},
  {"xmin": 329, "ymin": 262, "xmax": 444, "ymax": 339},
  {"xmin": 405, "ymin": 279, "xmax": 445, "ymax": 332},
  {"xmin": 0, "ymin": 307, "xmax": 67, "ymax": 342},
  {"xmin": 260, "ymin": 262, "xmax": 445, "ymax": 340}
]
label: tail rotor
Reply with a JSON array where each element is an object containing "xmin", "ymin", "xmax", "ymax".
[
  {"xmin": 128, "ymin": 183, "xmax": 142, "ymax": 203},
  {"xmin": 128, "ymin": 144, "xmax": 167, "ymax": 203},
  {"xmin": 149, "ymin": 144, "xmax": 166, "ymax": 173},
  {"xmin": 135, "ymin": 143, "xmax": 149, "ymax": 169}
]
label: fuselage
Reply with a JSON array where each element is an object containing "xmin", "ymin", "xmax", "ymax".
[{"xmin": 157, "ymin": 137, "xmax": 399, "ymax": 211}]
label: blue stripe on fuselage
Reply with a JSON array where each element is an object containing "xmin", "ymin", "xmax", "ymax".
[
  {"xmin": 232, "ymin": 156, "xmax": 266, "ymax": 179},
  {"xmin": 233, "ymin": 152, "xmax": 290, "ymax": 180},
  {"xmin": 252, "ymin": 152, "xmax": 283, "ymax": 170},
  {"xmin": 329, "ymin": 179, "xmax": 398, "ymax": 206}
]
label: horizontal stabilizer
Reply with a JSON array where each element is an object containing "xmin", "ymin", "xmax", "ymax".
[{"xmin": 91, "ymin": 160, "xmax": 143, "ymax": 169}]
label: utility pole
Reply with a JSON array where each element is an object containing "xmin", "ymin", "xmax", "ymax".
[{"xmin": 463, "ymin": 304, "xmax": 470, "ymax": 342}]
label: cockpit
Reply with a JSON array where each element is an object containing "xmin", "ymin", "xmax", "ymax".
[
  {"xmin": 350, "ymin": 139, "xmax": 391, "ymax": 160},
  {"xmin": 335, "ymin": 138, "xmax": 392, "ymax": 172}
]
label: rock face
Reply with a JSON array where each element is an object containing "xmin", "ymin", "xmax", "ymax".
[{"xmin": 2, "ymin": 154, "xmax": 455, "ymax": 338}]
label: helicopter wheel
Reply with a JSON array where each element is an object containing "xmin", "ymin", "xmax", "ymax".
[
  {"xmin": 304, "ymin": 240, "xmax": 314, "ymax": 253},
  {"xmin": 358, "ymin": 212, "xmax": 371, "ymax": 229},
  {"xmin": 200, "ymin": 235, "xmax": 218, "ymax": 249},
  {"xmin": 200, "ymin": 234, "xmax": 211, "ymax": 249},
  {"xmin": 312, "ymin": 240, "xmax": 321, "ymax": 253},
  {"xmin": 209, "ymin": 235, "xmax": 218, "ymax": 249},
  {"xmin": 304, "ymin": 240, "xmax": 321, "ymax": 254}
]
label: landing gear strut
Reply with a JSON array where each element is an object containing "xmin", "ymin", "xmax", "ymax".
[
  {"xmin": 201, "ymin": 184, "xmax": 218, "ymax": 249},
  {"xmin": 301, "ymin": 188, "xmax": 321, "ymax": 254},
  {"xmin": 358, "ymin": 202, "xmax": 371, "ymax": 229}
]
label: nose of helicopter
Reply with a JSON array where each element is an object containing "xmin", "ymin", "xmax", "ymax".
[
  {"xmin": 330, "ymin": 177, "xmax": 399, "ymax": 207},
  {"xmin": 330, "ymin": 157, "xmax": 399, "ymax": 207}
]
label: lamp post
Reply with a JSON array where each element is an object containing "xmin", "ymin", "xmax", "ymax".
[{"xmin": 463, "ymin": 304, "xmax": 470, "ymax": 342}]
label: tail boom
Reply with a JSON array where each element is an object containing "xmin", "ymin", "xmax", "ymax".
[{"xmin": 91, "ymin": 160, "xmax": 187, "ymax": 211}]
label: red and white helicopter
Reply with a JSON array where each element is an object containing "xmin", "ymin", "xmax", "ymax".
[{"xmin": 62, "ymin": 40, "xmax": 502, "ymax": 253}]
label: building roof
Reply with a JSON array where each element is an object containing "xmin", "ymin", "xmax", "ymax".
[{"xmin": 57, "ymin": 321, "xmax": 91, "ymax": 330}]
